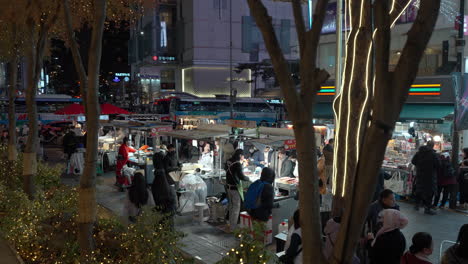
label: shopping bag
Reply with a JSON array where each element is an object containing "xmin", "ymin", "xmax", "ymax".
[{"xmin": 385, "ymin": 172, "xmax": 404, "ymax": 194}]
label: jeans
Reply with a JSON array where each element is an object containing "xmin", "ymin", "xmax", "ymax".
[
  {"xmin": 227, "ymin": 189, "xmax": 241, "ymax": 230},
  {"xmin": 433, "ymin": 184, "xmax": 458, "ymax": 208}
]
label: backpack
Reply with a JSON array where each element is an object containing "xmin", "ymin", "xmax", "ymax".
[
  {"xmin": 440, "ymin": 156, "xmax": 454, "ymax": 179},
  {"xmin": 244, "ymin": 180, "xmax": 267, "ymax": 210}
]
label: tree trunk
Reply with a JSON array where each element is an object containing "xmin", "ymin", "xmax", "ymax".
[
  {"xmin": 77, "ymin": 0, "xmax": 106, "ymax": 256},
  {"xmin": 23, "ymin": 19, "xmax": 47, "ymax": 199},
  {"xmin": 294, "ymin": 120, "xmax": 324, "ymax": 263},
  {"xmin": 7, "ymin": 59, "xmax": 18, "ymax": 161}
]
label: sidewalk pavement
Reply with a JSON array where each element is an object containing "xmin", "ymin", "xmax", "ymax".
[{"xmin": 49, "ymin": 146, "xmax": 468, "ymax": 264}]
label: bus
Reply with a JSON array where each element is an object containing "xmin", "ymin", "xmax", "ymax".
[
  {"xmin": 153, "ymin": 97, "xmax": 279, "ymax": 126},
  {"xmin": 0, "ymin": 94, "xmax": 82, "ymax": 124}
]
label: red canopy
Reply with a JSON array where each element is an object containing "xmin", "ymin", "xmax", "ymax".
[
  {"xmin": 100, "ymin": 103, "xmax": 130, "ymax": 115},
  {"xmin": 54, "ymin": 103, "xmax": 85, "ymax": 115}
]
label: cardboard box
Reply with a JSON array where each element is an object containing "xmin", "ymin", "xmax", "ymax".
[{"xmin": 240, "ymin": 211, "xmax": 273, "ymax": 245}]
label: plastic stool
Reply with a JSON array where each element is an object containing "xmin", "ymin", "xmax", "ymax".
[{"xmin": 194, "ymin": 203, "xmax": 207, "ymax": 224}]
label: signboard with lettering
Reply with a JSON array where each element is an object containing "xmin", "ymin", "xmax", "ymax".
[
  {"xmin": 284, "ymin": 139, "xmax": 296, "ymax": 150},
  {"xmin": 226, "ymin": 119, "xmax": 257, "ymax": 128}
]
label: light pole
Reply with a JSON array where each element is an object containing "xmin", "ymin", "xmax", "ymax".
[
  {"xmin": 453, "ymin": 0, "xmax": 465, "ymax": 168},
  {"xmin": 229, "ymin": 0, "xmax": 234, "ymax": 119}
]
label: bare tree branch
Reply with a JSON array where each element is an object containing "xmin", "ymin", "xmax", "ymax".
[
  {"xmin": 392, "ymin": 0, "xmax": 441, "ymax": 109},
  {"xmin": 305, "ymin": 0, "xmax": 329, "ymax": 70},
  {"xmin": 291, "ymin": 0, "xmax": 306, "ymax": 54},
  {"xmin": 63, "ymin": 0, "xmax": 88, "ymax": 106},
  {"xmin": 373, "ymin": 0, "xmax": 391, "ymax": 104}
]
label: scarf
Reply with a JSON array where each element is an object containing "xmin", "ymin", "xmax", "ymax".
[{"xmin": 372, "ymin": 209, "xmax": 408, "ymax": 246}]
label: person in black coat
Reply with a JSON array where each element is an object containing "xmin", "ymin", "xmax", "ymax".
[
  {"xmin": 163, "ymin": 144, "xmax": 181, "ymax": 185},
  {"xmin": 411, "ymin": 141, "xmax": 440, "ymax": 215},
  {"xmin": 368, "ymin": 209, "xmax": 408, "ymax": 264},
  {"xmin": 225, "ymin": 149, "xmax": 250, "ymax": 231},
  {"xmin": 152, "ymin": 152, "xmax": 177, "ymax": 226},
  {"xmin": 249, "ymin": 167, "xmax": 278, "ymax": 222}
]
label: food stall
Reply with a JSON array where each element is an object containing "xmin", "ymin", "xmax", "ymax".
[
  {"xmin": 97, "ymin": 120, "xmax": 173, "ymax": 184},
  {"xmin": 160, "ymin": 125, "xmax": 232, "ymax": 194},
  {"xmin": 242, "ymin": 128, "xmax": 299, "ymax": 237}
]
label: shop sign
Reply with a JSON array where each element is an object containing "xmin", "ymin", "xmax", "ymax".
[
  {"xmin": 115, "ymin": 73, "xmax": 130, "ymax": 77},
  {"xmin": 226, "ymin": 119, "xmax": 257, "ymax": 128},
  {"xmin": 284, "ymin": 139, "xmax": 296, "ymax": 150},
  {"xmin": 400, "ymin": 119, "xmax": 444, "ymax": 124}
]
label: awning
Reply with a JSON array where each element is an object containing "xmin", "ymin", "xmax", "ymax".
[
  {"xmin": 310, "ymin": 103, "xmax": 454, "ymax": 121},
  {"xmin": 313, "ymin": 103, "xmax": 335, "ymax": 119},
  {"xmin": 160, "ymin": 129, "xmax": 228, "ymax": 140},
  {"xmin": 399, "ymin": 104, "xmax": 454, "ymax": 121}
]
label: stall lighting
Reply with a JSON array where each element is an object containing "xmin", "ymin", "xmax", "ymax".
[
  {"xmin": 411, "ymin": 84, "xmax": 441, "ymax": 87},
  {"xmin": 433, "ymin": 135, "xmax": 442, "ymax": 142},
  {"xmin": 409, "ymin": 88, "xmax": 441, "ymax": 92},
  {"xmin": 409, "ymin": 92, "xmax": 440, "ymax": 96}
]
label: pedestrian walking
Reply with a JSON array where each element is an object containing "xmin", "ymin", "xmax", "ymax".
[
  {"xmin": 225, "ymin": 149, "xmax": 250, "ymax": 232},
  {"xmin": 459, "ymin": 148, "xmax": 468, "ymax": 210},
  {"xmin": 411, "ymin": 141, "xmax": 440, "ymax": 215},
  {"xmin": 323, "ymin": 138, "xmax": 334, "ymax": 185},
  {"xmin": 401, "ymin": 232, "xmax": 433, "ymax": 264},
  {"xmin": 441, "ymin": 224, "xmax": 468, "ymax": 264},
  {"xmin": 151, "ymin": 151, "xmax": 177, "ymax": 227},
  {"xmin": 62, "ymin": 128, "xmax": 78, "ymax": 160},
  {"xmin": 116, "ymin": 137, "xmax": 136, "ymax": 190},
  {"xmin": 433, "ymin": 152, "xmax": 457, "ymax": 209},
  {"xmin": 367, "ymin": 209, "xmax": 408, "ymax": 264},
  {"xmin": 367, "ymin": 189, "xmax": 400, "ymax": 235},
  {"xmin": 245, "ymin": 167, "xmax": 278, "ymax": 222},
  {"xmin": 124, "ymin": 172, "xmax": 155, "ymax": 222}
]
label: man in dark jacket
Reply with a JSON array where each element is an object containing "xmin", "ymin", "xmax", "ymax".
[
  {"xmin": 367, "ymin": 189, "xmax": 400, "ymax": 235},
  {"xmin": 249, "ymin": 167, "xmax": 278, "ymax": 222},
  {"xmin": 411, "ymin": 141, "xmax": 440, "ymax": 215},
  {"xmin": 252, "ymin": 146, "xmax": 273, "ymax": 168},
  {"xmin": 163, "ymin": 144, "xmax": 181, "ymax": 185},
  {"xmin": 280, "ymin": 152, "xmax": 297, "ymax": 178}
]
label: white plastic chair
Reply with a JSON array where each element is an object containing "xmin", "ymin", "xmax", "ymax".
[{"xmin": 439, "ymin": 240, "xmax": 457, "ymax": 261}]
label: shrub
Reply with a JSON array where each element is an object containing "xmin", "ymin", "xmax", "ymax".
[{"xmin": 216, "ymin": 221, "xmax": 278, "ymax": 264}]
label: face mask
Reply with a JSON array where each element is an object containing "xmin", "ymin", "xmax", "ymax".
[{"xmin": 250, "ymin": 149, "xmax": 255, "ymax": 153}]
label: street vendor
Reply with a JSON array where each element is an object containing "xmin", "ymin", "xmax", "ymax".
[{"xmin": 116, "ymin": 137, "xmax": 136, "ymax": 191}]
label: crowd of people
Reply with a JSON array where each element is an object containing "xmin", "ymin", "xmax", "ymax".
[
  {"xmin": 412, "ymin": 141, "xmax": 468, "ymax": 214},
  {"xmin": 114, "ymin": 136, "xmax": 468, "ymax": 264}
]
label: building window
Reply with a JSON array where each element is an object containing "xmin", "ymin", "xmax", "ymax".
[
  {"xmin": 242, "ymin": 16, "xmax": 290, "ymax": 54},
  {"xmin": 213, "ymin": 0, "xmax": 227, "ymax": 9},
  {"xmin": 161, "ymin": 69, "xmax": 175, "ymax": 90}
]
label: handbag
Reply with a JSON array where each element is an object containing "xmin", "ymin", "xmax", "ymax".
[{"xmin": 385, "ymin": 171, "xmax": 404, "ymax": 194}]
